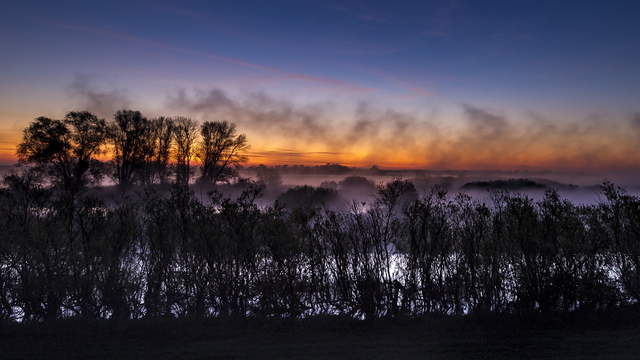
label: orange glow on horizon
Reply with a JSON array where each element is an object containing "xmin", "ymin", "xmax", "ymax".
[
  {"xmin": 2, "ymin": 113, "xmax": 639, "ymax": 172},
  {"xmin": 3, "ymin": 144, "xmax": 638, "ymax": 173}
]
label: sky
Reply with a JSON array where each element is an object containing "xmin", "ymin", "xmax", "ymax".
[{"xmin": 1, "ymin": 0, "xmax": 639, "ymax": 171}]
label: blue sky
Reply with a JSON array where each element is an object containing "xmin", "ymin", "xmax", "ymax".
[{"xmin": 1, "ymin": 0, "xmax": 639, "ymax": 168}]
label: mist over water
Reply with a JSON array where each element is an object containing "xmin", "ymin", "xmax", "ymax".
[
  {"xmin": 2, "ymin": 163, "xmax": 635, "ymax": 206},
  {"xmin": 238, "ymin": 167, "xmax": 640, "ymax": 206}
]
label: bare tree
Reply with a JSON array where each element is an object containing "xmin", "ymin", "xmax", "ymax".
[
  {"xmin": 173, "ymin": 117, "xmax": 198, "ymax": 186},
  {"xmin": 197, "ymin": 121, "xmax": 248, "ymax": 184}
]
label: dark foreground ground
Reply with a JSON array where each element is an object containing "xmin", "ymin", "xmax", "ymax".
[{"xmin": 2, "ymin": 311, "xmax": 640, "ymax": 359}]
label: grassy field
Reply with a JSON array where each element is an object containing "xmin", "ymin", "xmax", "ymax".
[{"xmin": 2, "ymin": 313, "xmax": 639, "ymax": 359}]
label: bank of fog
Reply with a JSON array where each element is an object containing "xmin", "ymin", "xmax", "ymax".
[{"xmin": 235, "ymin": 167, "xmax": 640, "ymax": 208}]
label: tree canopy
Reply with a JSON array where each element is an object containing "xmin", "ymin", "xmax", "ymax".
[{"xmin": 17, "ymin": 111, "xmax": 107, "ymax": 194}]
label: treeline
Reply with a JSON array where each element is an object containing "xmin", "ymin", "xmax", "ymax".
[
  {"xmin": 16, "ymin": 110, "xmax": 248, "ymax": 194},
  {"xmin": 1, "ymin": 111, "xmax": 640, "ymax": 322},
  {"xmin": 1, "ymin": 172, "xmax": 640, "ymax": 321},
  {"xmin": 247, "ymin": 163, "xmax": 352, "ymax": 175}
]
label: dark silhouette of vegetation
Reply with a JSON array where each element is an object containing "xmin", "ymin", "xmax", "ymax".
[
  {"xmin": 197, "ymin": 121, "xmax": 248, "ymax": 184},
  {"xmin": 319, "ymin": 180, "xmax": 338, "ymax": 190},
  {"xmin": 338, "ymin": 175, "xmax": 375, "ymax": 192},
  {"xmin": 148, "ymin": 117, "xmax": 174, "ymax": 184},
  {"xmin": 172, "ymin": 117, "xmax": 198, "ymax": 186},
  {"xmin": 109, "ymin": 110, "xmax": 151, "ymax": 188},
  {"xmin": 254, "ymin": 165, "xmax": 283, "ymax": 193},
  {"xmin": 247, "ymin": 163, "xmax": 351, "ymax": 175},
  {"xmin": 462, "ymin": 178, "xmax": 551, "ymax": 190},
  {"xmin": 276, "ymin": 185, "xmax": 340, "ymax": 209},
  {"xmin": 17, "ymin": 112, "xmax": 107, "ymax": 195},
  {"xmin": 4, "ymin": 109, "xmax": 640, "ymax": 324}
]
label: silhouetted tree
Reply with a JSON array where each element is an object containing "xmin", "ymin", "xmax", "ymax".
[
  {"xmin": 173, "ymin": 117, "xmax": 198, "ymax": 186},
  {"xmin": 377, "ymin": 179, "xmax": 417, "ymax": 211},
  {"xmin": 109, "ymin": 110, "xmax": 151, "ymax": 188},
  {"xmin": 150, "ymin": 117, "xmax": 174, "ymax": 184},
  {"xmin": 197, "ymin": 121, "xmax": 248, "ymax": 184},
  {"xmin": 17, "ymin": 111, "xmax": 107, "ymax": 195},
  {"xmin": 339, "ymin": 176, "xmax": 376, "ymax": 193},
  {"xmin": 277, "ymin": 185, "xmax": 340, "ymax": 210},
  {"xmin": 319, "ymin": 180, "xmax": 338, "ymax": 190}
]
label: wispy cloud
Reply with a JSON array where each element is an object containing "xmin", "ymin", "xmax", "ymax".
[
  {"xmin": 52, "ymin": 21, "xmax": 373, "ymax": 93},
  {"xmin": 68, "ymin": 75, "xmax": 130, "ymax": 117},
  {"xmin": 168, "ymin": 87, "xmax": 640, "ymax": 171}
]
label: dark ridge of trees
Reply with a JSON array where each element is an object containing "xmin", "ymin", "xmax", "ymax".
[
  {"xmin": 276, "ymin": 185, "xmax": 341, "ymax": 209},
  {"xmin": 319, "ymin": 180, "xmax": 338, "ymax": 190},
  {"xmin": 462, "ymin": 178, "xmax": 548, "ymax": 190},
  {"xmin": 247, "ymin": 163, "xmax": 352, "ymax": 175},
  {"xmin": 5, "ymin": 109, "xmax": 640, "ymax": 322},
  {"xmin": 335, "ymin": 175, "xmax": 377, "ymax": 203},
  {"xmin": 338, "ymin": 175, "xmax": 375, "ymax": 192}
]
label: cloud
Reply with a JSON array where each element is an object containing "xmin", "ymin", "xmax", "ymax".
[
  {"xmin": 25, "ymin": 82, "xmax": 618, "ymax": 171},
  {"xmin": 167, "ymin": 87, "xmax": 640, "ymax": 170},
  {"xmin": 462, "ymin": 104, "xmax": 508, "ymax": 138},
  {"xmin": 167, "ymin": 89, "xmax": 333, "ymax": 144},
  {"xmin": 166, "ymin": 88, "xmax": 436, "ymax": 166},
  {"xmin": 68, "ymin": 75, "xmax": 130, "ymax": 118},
  {"xmin": 436, "ymin": 106, "xmax": 637, "ymax": 171},
  {"xmin": 630, "ymin": 112, "xmax": 640, "ymax": 129}
]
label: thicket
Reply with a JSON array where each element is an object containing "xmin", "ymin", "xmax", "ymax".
[{"xmin": 1, "ymin": 174, "xmax": 639, "ymax": 321}]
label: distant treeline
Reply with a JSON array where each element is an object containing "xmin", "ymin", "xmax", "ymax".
[
  {"xmin": 247, "ymin": 163, "xmax": 352, "ymax": 175},
  {"xmin": 461, "ymin": 178, "xmax": 579, "ymax": 191},
  {"xmin": 1, "ymin": 111, "xmax": 639, "ymax": 322}
]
